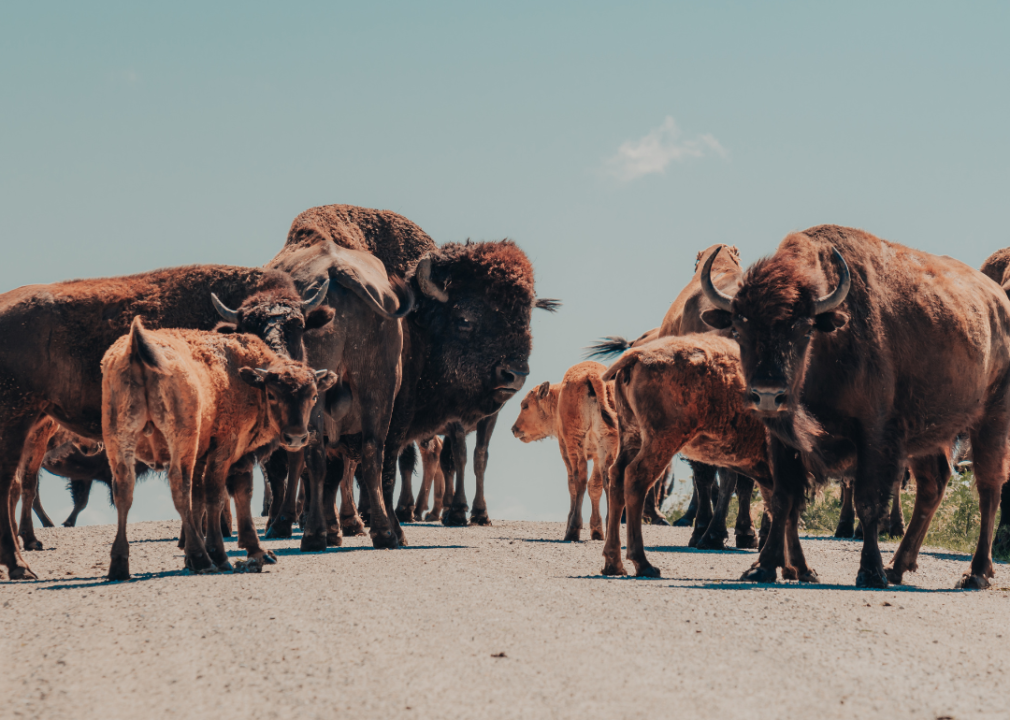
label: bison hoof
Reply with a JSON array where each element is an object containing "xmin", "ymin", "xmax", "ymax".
[
  {"xmin": 21, "ymin": 538, "xmax": 44, "ymax": 552},
  {"xmin": 107, "ymin": 557, "xmax": 131, "ymax": 581},
  {"xmin": 696, "ymin": 532, "xmax": 727, "ymax": 551},
  {"xmin": 216, "ymin": 560, "xmax": 234, "ymax": 573},
  {"xmin": 360, "ymin": 512, "xmax": 371, "ymax": 527},
  {"xmin": 62, "ymin": 519, "xmax": 76, "ymax": 528},
  {"xmin": 326, "ymin": 532, "xmax": 343, "ymax": 547},
  {"xmin": 563, "ymin": 529, "xmax": 581, "ymax": 542},
  {"xmin": 340, "ymin": 517, "xmax": 367, "ymax": 537},
  {"xmin": 834, "ymin": 521, "xmax": 855, "ymax": 539},
  {"xmin": 741, "ymin": 566, "xmax": 777, "ymax": 583},
  {"xmin": 601, "ymin": 562, "xmax": 627, "ymax": 576},
  {"xmin": 888, "ymin": 523, "xmax": 906, "ymax": 539},
  {"xmin": 469, "ymin": 511, "xmax": 492, "ymax": 526},
  {"xmin": 423, "ymin": 511, "xmax": 440, "ymax": 522},
  {"xmin": 395, "ymin": 505, "xmax": 415, "ymax": 524},
  {"xmin": 735, "ymin": 532, "xmax": 758, "ymax": 549},
  {"xmin": 798, "ymin": 569, "xmax": 820, "ymax": 583},
  {"xmin": 993, "ymin": 528, "xmax": 1010, "ymax": 558},
  {"xmin": 644, "ymin": 513, "xmax": 670, "ymax": 527},
  {"xmin": 442, "ymin": 507, "xmax": 469, "ymax": 527},
  {"xmin": 185, "ymin": 553, "xmax": 214, "ymax": 574},
  {"xmin": 671, "ymin": 513, "xmax": 695, "ymax": 528},
  {"xmin": 855, "ymin": 569, "xmax": 889, "ymax": 589},
  {"xmin": 956, "ymin": 573, "xmax": 991, "ymax": 590},
  {"xmin": 634, "ymin": 564, "xmax": 662, "ymax": 578},
  {"xmin": 883, "ymin": 566, "xmax": 904, "ymax": 585},
  {"xmin": 235, "ymin": 552, "xmax": 275, "ymax": 573},
  {"xmin": 370, "ymin": 529, "xmax": 400, "ymax": 550},
  {"xmin": 300, "ymin": 533, "xmax": 327, "ymax": 553},
  {"xmin": 687, "ymin": 527, "xmax": 705, "ymax": 548},
  {"xmin": 590, "ymin": 529, "xmax": 605, "ymax": 541},
  {"xmin": 264, "ymin": 516, "xmax": 293, "ymax": 539},
  {"xmin": 8, "ymin": 565, "xmax": 39, "ymax": 581},
  {"xmin": 853, "ymin": 524, "xmax": 864, "ymax": 540}
]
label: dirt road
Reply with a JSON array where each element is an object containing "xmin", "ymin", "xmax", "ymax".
[{"xmin": 3, "ymin": 520, "xmax": 1008, "ymax": 719}]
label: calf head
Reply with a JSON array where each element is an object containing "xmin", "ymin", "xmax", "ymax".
[
  {"xmin": 409, "ymin": 240, "xmax": 559, "ymax": 417},
  {"xmin": 511, "ymin": 381, "xmax": 555, "ymax": 442},
  {"xmin": 700, "ymin": 244, "xmax": 849, "ymax": 417},
  {"xmin": 213, "ymin": 280, "xmax": 334, "ymax": 361},
  {"xmin": 239, "ymin": 363, "xmax": 339, "ymax": 450}
]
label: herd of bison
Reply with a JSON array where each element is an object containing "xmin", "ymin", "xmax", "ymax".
[{"xmin": 3, "ymin": 205, "xmax": 1010, "ymax": 591}]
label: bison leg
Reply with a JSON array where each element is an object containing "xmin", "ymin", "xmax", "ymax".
[
  {"xmin": 672, "ymin": 483, "xmax": 699, "ymax": 527},
  {"xmin": 742, "ymin": 438, "xmax": 805, "ymax": 584},
  {"xmin": 601, "ymin": 446, "xmax": 634, "ymax": 576},
  {"xmin": 438, "ymin": 437, "xmax": 455, "ymax": 522},
  {"xmin": 852, "ymin": 441, "xmax": 904, "ymax": 589},
  {"xmin": 32, "ymin": 493, "xmax": 55, "ymax": 529},
  {"xmin": 299, "ymin": 433, "xmax": 330, "ymax": 553},
  {"xmin": 17, "ymin": 469, "xmax": 43, "ymax": 551},
  {"xmin": 323, "ymin": 455, "xmax": 343, "ymax": 547},
  {"xmin": 230, "ymin": 457, "xmax": 276, "ymax": 570},
  {"xmin": 835, "ymin": 481, "xmax": 856, "ymax": 538},
  {"xmin": 688, "ymin": 462, "xmax": 718, "ymax": 547},
  {"xmin": 958, "ymin": 418, "xmax": 1010, "ymax": 589},
  {"xmin": 202, "ymin": 461, "xmax": 233, "ymax": 572},
  {"xmin": 265, "ymin": 450, "xmax": 303, "ymax": 539},
  {"xmin": 994, "ymin": 482, "xmax": 1010, "ymax": 559},
  {"xmin": 623, "ymin": 440, "xmax": 672, "ymax": 578},
  {"xmin": 413, "ymin": 440, "xmax": 435, "ymax": 522},
  {"xmin": 441, "ymin": 424, "xmax": 470, "ymax": 527},
  {"xmin": 394, "ymin": 443, "xmax": 417, "ymax": 524},
  {"xmin": 696, "ymin": 469, "xmax": 737, "ymax": 550},
  {"xmin": 887, "ymin": 475, "xmax": 905, "ymax": 537},
  {"xmin": 63, "ymin": 478, "xmax": 94, "ymax": 527},
  {"xmin": 642, "ymin": 484, "xmax": 670, "ymax": 526},
  {"xmin": 1, "ymin": 414, "xmax": 43, "ymax": 580},
  {"xmin": 339, "ymin": 458, "xmax": 366, "ymax": 536},
  {"xmin": 425, "ymin": 451, "xmax": 446, "ymax": 522},
  {"xmin": 733, "ymin": 475, "xmax": 758, "ymax": 548},
  {"xmin": 588, "ymin": 456, "xmax": 607, "ymax": 542},
  {"xmin": 470, "ymin": 412, "xmax": 497, "ymax": 526},
  {"xmin": 220, "ymin": 495, "xmax": 233, "ymax": 538},
  {"xmin": 262, "ymin": 449, "xmax": 287, "ymax": 523},
  {"xmin": 16, "ymin": 420, "xmax": 55, "ymax": 552},
  {"xmin": 562, "ymin": 445, "xmax": 587, "ymax": 542},
  {"xmin": 783, "ymin": 494, "xmax": 818, "ymax": 583},
  {"xmin": 107, "ymin": 454, "xmax": 139, "ymax": 581},
  {"xmin": 885, "ymin": 453, "xmax": 950, "ymax": 584}
]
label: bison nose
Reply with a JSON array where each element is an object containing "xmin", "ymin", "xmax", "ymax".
[
  {"xmin": 511, "ymin": 423, "xmax": 523, "ymax": 439},
  {"xmin": 495, "ymin": 362, "xmax": 529, "ymax": 392},
  {"xmin": 749, "ymin": 384, "xmax": 788, "ymax": 413},
  {"xmin": 282, "ymin": 432, "xmax": 309, "ymax": 449}
]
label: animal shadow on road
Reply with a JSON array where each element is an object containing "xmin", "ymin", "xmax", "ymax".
[
  {"xmin": 226, "ymin": 544, "xmax": 471, "ymax": 558},
  {"xmin": 677, "ymin": 581, "xmax": 965, "ymax": 593},
  {"xmin": 26, "ymin": 569, "xmax": 188, "ymax": 590},
  {"xmin": 645, "ymin": 544, "xmax": 753, "ymax": 555}
]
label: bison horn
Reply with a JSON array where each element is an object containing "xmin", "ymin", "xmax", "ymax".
[
  {"xmin": 211, "ymin": 293, "xmax": 240, "ymax": 324},
  {"xmin": 812, "ymin": 248, "xmax": 851, "ymax": 315},
  {"xmin": 301, "ymin": 279, "xmax": 330, "ymax": 312},
  {"xmin": 253, "ymin": 368, "xmax": 270, "ymax": 381},
  {"xmin": 700, "ymin": 247, "xmax": 734, "ymax": 312},
  {"xmin": 314, "ymin": 369, "xmax": 329, "ymax": 380},
  {"xmin": 416, "ymin": 256, "xmax": 449, "ymax": 303}
]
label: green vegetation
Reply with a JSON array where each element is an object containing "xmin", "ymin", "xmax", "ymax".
[{"xmin": 666, "ymin": 471, "xmax": 1008, "ymax": 562}]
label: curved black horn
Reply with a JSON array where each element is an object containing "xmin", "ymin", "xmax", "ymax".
[
  {"xmin": 700, "ymin": 247, "xmax": 734, "ymax": 312},
  {"xmin": 416, "ymin": 255, "xmax": 448, "ymax": 303},
  {"xmin": 812, "ymin": 248, "xmax": 850, "ymax": 315},
  {"xmin": 211, "ymin": 293, "xmax": 240, "ymax": 324},
  {"xmin": 301, "ymin": 279, "xmax": 330, "ymax": 312}
]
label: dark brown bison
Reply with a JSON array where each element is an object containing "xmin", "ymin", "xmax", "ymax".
[
  {"xmin": 702, "ymin": 225, "xmax": 1010, "ymax": 589},
  {"xmin": 979, "ymin": 248, "xmax": 1010, "ymax": 557},
  {"xmin": 101, "ymin": 318, "xmax": 336, "ymax": 579},
  {"xmin": 601, "ymin": 335, "xmax": 771, "ymax": 576},
  {"xmin": 263, "ymin": 205, "xmax": 555, "ymax": 550},
  {"xmin": 0, "ymin": 264, "xmax": 331, "ymax": 580},
  {"xmin": 588, "ymin": 244, "xmax": 761, "ymax": 547}
]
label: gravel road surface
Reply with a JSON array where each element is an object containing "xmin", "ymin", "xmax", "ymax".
[{"xmin": 3, "ymin": 520, "xmax": 1008, "ymax": 720}]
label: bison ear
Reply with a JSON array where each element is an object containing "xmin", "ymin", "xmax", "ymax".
[
  {"xmin": 305, "ymin": 306, "xmax": 335, "ymax": 331},
  {"xmin": 238, "ymin": 367, "xmax": 267, "ymax": 389},
  {"xmin": 701, "ymin": 309, "xmax": 733, "ymax": 330},
  {"xmin": 534, "ymin": 298, "xmax": 561, "ymax": 312},
  {"xmin": 815, "ymin": 311, "xmax": 848, "ymax": 333},
  {"xmin": 536, "ymin": 381, "xmax": 551, "ymax": 399},
  {"xmin": 314, "ymin": 369, "xmax": 339, "ymax": 393}
]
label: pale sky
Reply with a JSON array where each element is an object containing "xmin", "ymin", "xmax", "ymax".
[{"xmin": 3, "ymin": 2, "xmax": 1008, "ymax": 525}]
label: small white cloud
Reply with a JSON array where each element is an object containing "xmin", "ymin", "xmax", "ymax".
[{"xmin": 605, "ymin": 117, "xmax": 728, "ymax": 182}]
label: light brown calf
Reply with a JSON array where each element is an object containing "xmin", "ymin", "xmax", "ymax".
[
  {"xmin": 412, "ymin": 437, "xmax": 447, "ymax": 522},
  {"xmin": 101, "ymin": 317, "xmax": 336, "ymax": 580},
  {"xmin": 602, "ymin": 335, "xmax": 770, "ymax": 577},
  {"xmin": 511, "ymin": 361, "xmax": 618, "ymax": 542}
]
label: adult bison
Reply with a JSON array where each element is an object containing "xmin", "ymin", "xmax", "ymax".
[
  {"xmin": 264, "ymin": 205, "xmax": 555, "ymax": 550},
  {"xmin": 979, "ymin": 248, "xmax": 1010, "ymax": 558},
  {"xmin": 0, "ymin": 264, "xmax": 332, "ymax": 580},
  {"xmin": 701, "ymin": 225, "xmax": 1010, "ymax": 589}
]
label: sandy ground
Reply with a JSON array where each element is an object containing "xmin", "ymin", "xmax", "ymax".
[{"xmin": 2, "ymin": 519, "xmax": 1008, "ymax": 720}]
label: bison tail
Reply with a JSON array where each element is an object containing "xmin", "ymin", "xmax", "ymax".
[
  {"xmin": 601, "ymin": 350, "xmax": 638, "ymax": 385},
  {"xmin": 586, "ymin": 374, "xmax": 618, "ymax": 429},
  {"xmin": 584, "ymin": 336, "xmax": 632, "ymax": 360},
  {"xmin": 128, "ymin": 316, "xmax": 166, "ymax": 373}
]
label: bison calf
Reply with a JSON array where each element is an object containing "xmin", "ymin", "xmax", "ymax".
[
  {"xmin": 511, "ymin": 361, "xmax": 618, "ymax": 542},
  {"xmin": 101, "ymin": 317, "xmax": 336, "ymax": 580},
  {"xmin": 602, "ymin": 335, "xmax": 770, "ymax": 577}
]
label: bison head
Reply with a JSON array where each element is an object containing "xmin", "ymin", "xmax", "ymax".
[
  {"xmin": 700, "ymin": 245, "xmax": 849, "ymax": 417},
  {"xmin": 408, "ymin": 240, "xmax": 557, "ymax": 418},
  {"xmin": 212, "ymin": 280, "xmax": 334, "ymax": 361},
  {"xmin": 511, "ymin": 381, "xmax": 556, "ymax": 442},
  {"xmin": 239, "ymin": 363, "xmax": 338, "ymax": 451}
]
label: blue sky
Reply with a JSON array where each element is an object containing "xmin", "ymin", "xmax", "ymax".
[{"xmin": 3, "ymin": 2, "xmax": 1008, "ymax": 525}]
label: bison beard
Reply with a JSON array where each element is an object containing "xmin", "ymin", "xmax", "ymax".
[{"xmin": 702, "ymin": 225, "xmax": 1010, "ymax": 589}]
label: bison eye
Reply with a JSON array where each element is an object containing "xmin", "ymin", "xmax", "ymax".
[{"xmin": 456, "ymin": 316, "xmax": 473, "ymax": 332}]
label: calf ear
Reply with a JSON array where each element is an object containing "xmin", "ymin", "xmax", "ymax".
[
  {"xmin": 238, "ymin": 367, "xmax": 266, "ymax": 389},
  {"xmin": 815, "ymin": 311, "xmax": 848, "ymax": 332},
  {"xmin": 314, "ymin": 369, "xmax": 339, "ymax": 393},
  {"xmin": 536, "ymin": 380, "xmax": 550, "ymax": 399},
  {"xmin": 305, "ymin": 306, "xmax": 335, "ymax": 331},
  {"xmin": 701, "ymin": 309, "xmax": 733, "ymax": 330}
]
